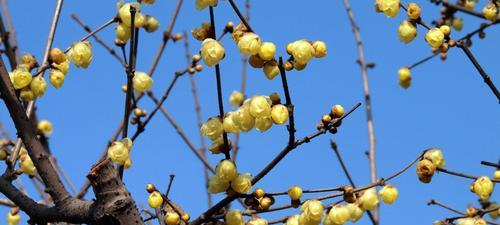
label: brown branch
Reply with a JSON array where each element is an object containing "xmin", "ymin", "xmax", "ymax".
[
  {"xmin": 341, "ymin": 0, "xmax": 378, "ymax": 222},
  {"xmin": 440, "ymin": 0, "xmax": 500, "ymax": 22},
  {"xmin": 480, "ymin": 161, "xmax": 500, "ymax": 168},
  {"xmin": 0, "ymin": 6, "xmax": 17, "ymax": 69},
  {"xmin": 0, "ymin": 120, "xmax": 11, "ymax": 140},
  {"xmin": 428, "ymin": 199, "xmax": 500, "ymax": 225},
  {"xmin": 189, "ymin": 102, "xmax": 362, "ymax": 225},
  {"xmin": 0, "ymin": 0, "xmax": 20, "ymax": 64},
  {"xmin": 278, "ymin": 57, "xmax": 295, "ymax": 146},
  {"xmin": 437, "ymin": 167, "xmax": 500, "ymax": 182},
  {"xmin": 227, "ymin": 0, "xmax": 254, "ymax": 32}
]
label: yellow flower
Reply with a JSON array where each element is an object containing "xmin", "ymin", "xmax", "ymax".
[
  {"xmin": 49, "ymin": 69, "xmax": 65, "ymax": 89},
  {"xmin": 225, "ymin": 210, "xmax": 244, "ymax": 225},
  {"xmin": 37, "ymin": 120, "xmax": 53, "ymax": 136},
  {"xmin": 398, "ymin": 67, "xmax": 411, "ymax": 89},
  {"xmin": 423, "ymin": 148, "xmax": 445, "ymax": 168},
  {"xmin": 124, "ymin": 158, "xmax": 132, "ymax": 169},
  {"xmin": 486, "ymin": 202, "xmax": 500, "ymax": 219},
  {"xmin": 223, "ymin": 112, "xmax": 240, "ymax": 134},
  {"xmin": 231, "ymin": 173, "xmax": 252, "ymax": 194},
  {"xmin": 148, "ymin": 191, "xmax": 163, "ymax": 208},
  {"xmin": 271, "ymin": 104, "xmax": 289, "ymax": 124},
  {"xmin": 288, "ymin": 185, "xmax": 303, "ymax": 200},
  {"xmin": 331, "ymin": 105, "xmax": 344, "ymax": 118},
  {"xmin": 132, "ymin": 71, "xmax": 153, "ymax": 92},
  {"xmin": 118, "ymin": 2, "xmax": 142, "ymax": 27},
  {"xmin": 145, "ymin": 16, "xmax": 160, "ymax": 33},
  {"xmin": 425, "ymin": 28, "xmax": 444, "ymax": 48},
  {"xmin": 407, "ymin": 3, "xmax": 422, "ymax": 20},
  {"xmin": 379, "ymin": 0, "xmax": 400, "ymax": 18},
  {"xmin": 249, "ymin": 96, "xmax": 272, "ymax": 118},
  {"xmin": 249, "ymin": 55, "xmax": 265, "ymax": 68},
  {"xmin": 134, "ymin": 13, "xmax": 146, "ymax": 28},
  {"xmin": 19, "ymin": 154, "xmax": 37, "ymax": 175},
  {"xmin": 165, "ymin": 212, "xmax": 180, "ymax": 225},
  {"xmin": 456, "ymin": 218, "xmax": 475, "ymax": 225},
  {"xmin": 20, "ymin": 52, "xmax": 36, "ymax": 70},
  {"xmin": 471, "ymin": 176, "xmax": 494, "ymax": 200},
  {"xmin": 116, "ymin": 23, "xmax": 131, "ymax": 42},
  {"xmin": 290, "ymin": 40, "xmax": 315, "ymax": 65},
  {"xmin": 452, "ymin": 17, "xmax": 464, "ymax": 31},
  {"xmin": 195, "ymin": 0, "xmax": 218, "ymax": 10},
  {"xmin": 238, "ymin": 32, "xmax": 262, "ymax": 55},
  {"xmin": 263, "ymin": 61, "xmax": 280, "ymax": 80},
  {"xmin": 20, "ymin": 88, "xmax": 36, "ymax": 102},
  {"xmin": 208, "ymin": 175, "xmax": 229, "ymax": 193},
  {"xmin": 285, "ymin": 215, "xmax": 299, "ymax": 225},
  {"xmin": 247, "ymin": 218, "xmax": 268, "ymax": 225},
  {"xmin": 439, "ymin": 25, "xmax": 451, "ymax": 36},
  {"xmin": 483, "ymin": 2, "xmax": 499, "ymax": 21},
  {"xmin": 378, "ymin": 184, "xmax": 399, "ymax": 204},
  {"xmin": 398, "ymin": 20, "xmax": 417, "ymax": 44},
  {"xmin": 358, "ymin": 188, "xmax": 379, "ymax": 210},
  {"xmin": 52, "ymin": 58, "xmax": 70, "ymax": 75},
  {"xmin": 7, "ymin": 211, "xmax": 21, "ymax": 225},
  {"xmin": 345, "ymin": 203, "xmax": 364, "ymax": 222},
  {"xmin": 201, "ymin": 38, "xmax": 225, "ymax": 67},
  {"xmin": 494, "ymin": 170, "xmax": 500, "ymax": 180},
  {"xmin": 30, "ymin": 76, "xmax": 47, "ymax": 97},
  {"xmin": 208, "ymin": 137, "xmax": 230, "ymax": 154},
  {"xmin": 229, "ymin": 91, "xmax": 244, "ymax": 106},
  {"xmin": 311, "ymin": 41, "xmax": 327, "ymax": 58},
  {"xmin": 233, "ymin": 104, "xmax": 255, "ymax": 132},
  {"xmin": 464, "ymin": 0, "xmax": 475, "ymax": 10},
  {"xmin": 107, "ymin": 140, "xmax": 130, "ymax": 165},
  {"xmin": 258, "ymin": 42, "xmax": 276, "ymax": 61},
  {"xmin": 301, "ymin": 200, "xmax": 323, "ymax": 223},
  {"xmin": 201, "ymin": 117, "xmax": 223, "ymax": 141},
  {"xmin": 328, "ymin": 205, "xmax": 350, "ymax": 225},
  {"xmin": 216, "ymin": 160, "xmax": 238, "ymax": 182},
  {"xmin": 69, "ymin": 41, "xmax": 92, "ymax": 68},
  {"xmin": 416, "ymin": 159, "xmax": 436, "ymax": 183},
  {"xmin": 49, "ymin": 48, "xmax": 67, "ymax": 64},
  {"xmin": 0, "ymin": 150, "xmax": 7, "ymax": 160},
  {"xmin": 255, "ymin": 116, "xmax": 273, "ymax": 132},
  {"xmin": 10, "ymin": 68, "xmax": 32, "ymax": 90}
]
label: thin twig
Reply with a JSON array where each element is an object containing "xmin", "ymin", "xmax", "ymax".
[
  {"xmin": 437, "ymin": 167, "xmax": 500, "ymax": 182},
  {"xmin": 341, "ymin": 0, "xmax": 378, "ymax": 222},
  {"xmin": 227, "ymin": 0, "xmax": 254, "ymax": 32},
  {"xmin": 440, "ymin": 0, "xmax": 500, "ymax": 22}
]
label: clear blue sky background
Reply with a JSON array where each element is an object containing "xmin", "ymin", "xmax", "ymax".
[{"xmin": 1, "ymin": 0, "xmax": 499, "ymax": 224}]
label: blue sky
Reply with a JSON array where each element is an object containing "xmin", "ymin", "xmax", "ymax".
[{"xmin": 1, "ymin": 0, "xmax": 499, "ymax": 224}]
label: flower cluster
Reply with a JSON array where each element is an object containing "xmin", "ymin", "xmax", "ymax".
[
  {"xmin": 243, "ymin": 188, "xmax": 276, "ymax": 211},
  {"xmin": 145, "ymin": 184, "xmax": 190, "ymax": 224},
  {"xmin": 116, "ymin": 2, "xmax": 160, "ymax": 43},
  {"xmin": 416, "ymin": 148, "xmax": 445, "ymax": 183},
  {"xmin": 316, "ymin": 104, "xmax": 345, "ymax": 134},
  {"xmin": 208, "ymin": 160, "xmax": 252, "ymax": 194}
]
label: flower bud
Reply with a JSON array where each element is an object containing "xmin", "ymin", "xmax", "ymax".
[
  {"xmin": 195, "ymin": 0, "xmax": 218, "ymax": 10},
  {"xmin": 258, "ymin": 42, "xmax": 276, "ymax": 61},
  {"xmin": 225, "ymin": 209, "xmax": 244, "ymax": 225},
  {"xmin": 287, "ymin": 185, "xmax": 303, "ymax": 201},
  {"xmin": 255, "ymin": 116, "xmax": 273, "ymax": 132},
  {"xmin": 229, "ymin": 91, "xmax": 244, "ymax": 106},
  {"xmin": 416, "ymin": 159, "xmax": 436, "ymax": 183},
  {"xmin": 378, "ymin": 184, "xmax": 399, "ymax": 204},
  {"xmin": 216, "ymin": 159, "xmax": 238, "ymax": 182},
  {"xmin": 249, "ymin": 55, "xmax": 265, "ymax": 68},
  {"xmin": 345, "ymin": 203, "xmax": 364, "ymax": 222},
  {"xmin": 301, "ymin": 200, "xmax": 323, "ymax": 223},
  {"xmin": 331, "ymin": 105, "xmax": 345, "ymax": 118},
  {"xmin": 407, "ymin": 3, "xmax": 422, "ymax": 20},
  {"xmin": 259, "ymin": 196, "xmax": 273, "ymax": 210},
  {"xmin": 52, "ymin": 58, "xmax": 70, "ymax": 75},
  {"xmin": 30, "ymin": 76, "xmax": 47, "ymax": 97},
  {"xmin": 143, "ymin": 0, "xmax": 155, "ymax": 4},
  {"xmin": 207, "ymin": 137, "xmax": 229, "ymax": 154},
  {"xmin": 165, "ymin": 212, "xmax": 180, "ymax": 225},
  {"xmin": 20, "ymin": 53, "xmax": 37, "ymax": 70},
  {"xmin": 358, "ymin": 188, "xmax": 379, "ymax": 211},
  {"xmin": 116, "ymin": 23, "xmax": 131, "ymax": 41},
  {"xmin": 208, "ymin": 174, "xmax": 230, "ymax": 193},
  {"xmin": 398, "ymin": 67, "xmax": 411, "ymax": 89},
  {"xmin": 124, "ymin": 158, "xmax": 131, "ymax": 168},
  {"xmin": 233, "ymin": 105, "xmax": 255, "ymax": 132},
  {"xmin": 69, "ymin": 41, "xmax": 92, "ymax": 68},
  {"xmin": 263, "ymin": 61, "xmax": 280, "ymax": 80},
  {"xmin": 284, "ymin": 61, "xmax": 293, "ymax": 71},
  {"xmin": 456, "ymin": 218, "xmax": 475, "ymax": 225},
  {"xmin": 201, "ymin": 117, "xmax": 223, "ymax": 141},
  {"xmin": 398, "ymin": 20, "xmax": 417, "ymax": 43},
  {"xmin": 248, "ymin": 217, "xmax": 268, "ymax": 225},
  {"xmin": 0, "ymin": 150, "xmax": 7, "ymax": 160},
  {"xmin": 379, "ymin": 0, "xmax": 400, "ymax": 18},
  {"xmin": 134, "ymin": 13, "xmax": 146, "ymax": 27},
  {"xmin": 271, "ymin": 104, "xmax": 289, "ymax": 124},
  {"xmin": 7, "ymin": 211, "xmax": 21, "ymax": 225},
  {"xmin": 439, "ymin": 25, "xmax": 451, "ymax": 37},
  {"xmin": 471, "ymin": 176, "xmax": 494, "ymax": 200},
  {"xmin": 49, "ymin": 48, "xmax": 66, "ymax": 64},
  {"xmin": 192, "ymin": 23, "xmax": 213, "ymax": 41},
  {"xmin": 49, "ymin": 69, "xmax": 65, "ymax": 89},
  {"xmin": 19, "ymin": 154, "xmax": 36, "ymax": 176},
  {"xmin": 425, "ymin": 28, "xmax": 445, "ymax": 48},
  {"xmin": 231, "ymin": 173, "xmax": 252, "ymax": 194},
  {"xmin": 423, "ymin": 148, "xmax": 445, "ymax": 168},
  {"xmin": 223, "ymin": 112, "xmax": 240, "ymax": 134},
  {"xmin": 201, "ymin": 38, "xmax": 225, "ymax": 67},
  {"xmin": 475, "ymin": 218, "xmax": 487, "ymax": 225},
  {"xmin": 311, "ymin": 41, "xmax": 327, "ymax": 58},
  {"xmin": 10, "ymin": 68, "xmax": 32, "ymax": 89},
  {"xmin": 249, "ymin": 96, "xmax": 272, "ymax": 118},
  {"xmin": 285, "ymin": 215, "xmax": 299, "ymax": 225},
  {"xmin": 20, "ymin": 88, "xmax": 35, "ymax": 101},
  {"xmin": 107, "ymin": 140, "xmax": 130, "ymax": 165},
  {"xmin": 143, "ymin": 15, "xmax": 160, "ymax": 33},
  {"xmin": 464, "ymin": 0, "xmax": 475, "ymax": 10},
  {"xmin": 483, "ymin": 2, "xmax": 499, "ymax": 21},
  {"xmin": 238, "ymin": 32, "xmax": 262, "ymax": 55},
  {"xmin": 119, "ymin": 2, "xmax": 142, "ymax": 27},
  {"xmin": 148, "ymin": 191, "xmax": 163, "ymax": 208},
  {"xmin": 328, "ymin": 205, "xmax": 350, "ymax": 225},
  {"xmin": 452, "ymin": 17, "xmax": 464, "ymax": 31},
  {"xmin": 37, "ymin": 120, "xmax": 53, "ymax": 136},
  {"xmin": 294, "ymin": 61, "xmax": 307, "ymax": 71},
  {"xmin": 290, "ymin": 40, "xmax": 315, "ymax": 65},
  {"xmin": 494, "ymin": 170, "xmax": 500, "ymax": 180},
  {"xmin": 486, "ymin": 202, "xmax": 500, "ymax": 219},
  {"xmin": 133, "ymin": 71, "xmax": 153, "ymax": 92}
]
